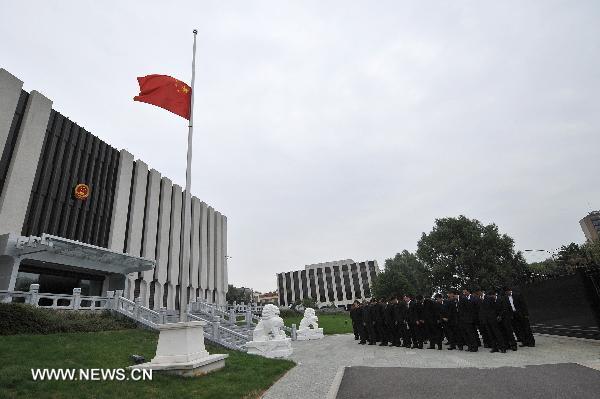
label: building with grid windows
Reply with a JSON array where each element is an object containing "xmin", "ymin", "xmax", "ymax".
[
  {"xmin": 276, "ymin": 259, "xmax": 379, "ymax": 308},
  {"xmin": 0, "ymin": 68, "xmax": 228, "ymax": 310},
  {"xmin": 580, "ymin": 211, "xmax": 600, "ymax": 242}
]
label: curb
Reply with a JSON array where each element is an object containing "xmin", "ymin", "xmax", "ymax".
[{"xmin": 326, "ymin": 366, "xmax": 346, "ymax": 399}]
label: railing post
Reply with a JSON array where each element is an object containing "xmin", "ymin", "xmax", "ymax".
[
  {"xmin": 229, "ymin": 308, "xmax": 236, "ymax": 326},
  {"xmin": 72, "ymin": 288, "xmax": 81, "ymax": 310},
  {"xmin": 29, "ymin": 284, "xmax": 40, "ymax": 307},
  {"xmin": 246, "ymin": 309, "xmax": 252, "ymax": 327},
  {"xmin": 159, "ymin": 307, "xmax": 167, "ymax": 324},
  {"xmin": 134, "ymin": 297, "xmax": 142, "ymax": 320},
  {"xmin": 291, "ymin": 323, "xmax": 297, "ymax": 341},
  {"xmin": 106, "ymin": 291, "xmax": 114, "ymax": 310},
  {"xmin": 115, "ymin": 289, "xmax": 123, "ymax": 298},
  {"xmin": 213, "ymin": 316, "xmax": 221, "ymax": 342}
]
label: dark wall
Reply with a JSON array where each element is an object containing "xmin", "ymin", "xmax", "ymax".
[
  {"xmin": 520, "ymin": 269, "xmax": 600, "ymax": 339},
  {"xmin": 21, "ymin": 110, "xmax": 119, "ymax": 248},
  {"xmin": 0, "ymin": 90, "xmax": 29, "ymax": 196}
]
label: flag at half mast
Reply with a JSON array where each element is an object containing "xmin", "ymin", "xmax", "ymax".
[{"xmin": 134, "ymin": 74, "xmax": 191, "ymax": 119}]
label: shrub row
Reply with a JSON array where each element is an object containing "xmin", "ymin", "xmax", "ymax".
[{"xmin": 0, "ymin": 303, "xmax": 137, "ymax": 335}]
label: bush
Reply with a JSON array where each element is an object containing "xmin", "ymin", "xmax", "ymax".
[
  {"xmin": 0, "ymin": 303, "xmax": 137, "ymax": 335},
  {"xmin": 277, "ymin": 306, "xmax": 301, "ymax": 318}
]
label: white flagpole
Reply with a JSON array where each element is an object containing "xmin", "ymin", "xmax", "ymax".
[{"xmin": 180, "ymin": 29, "xmax": 197, "ymax": 321}]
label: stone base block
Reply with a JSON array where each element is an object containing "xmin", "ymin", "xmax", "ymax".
[
  {"xmin": 296, "ymin": 328, "xmax": 324, "ymax": 340},
  {"xmin": 130, "ymin": 353, "xmax": 228, "ymax": 377},
  {"xmin": 246, "ymin": 338, "xmax": 293, "ymax": 358},
  {"xmin": 128, "ymin": 320, "xmax": 228, "ymax": 377}
]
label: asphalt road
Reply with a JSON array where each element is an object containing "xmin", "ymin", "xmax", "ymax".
[{"xmin": 336, "ymin": 363, "xmax": 600, "ymax": 399}]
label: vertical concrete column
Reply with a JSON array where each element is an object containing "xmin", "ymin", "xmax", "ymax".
[
  {"xmin": 0, "ymin": 69, "xmax": 24, "ymax": 157},
  {"xmin": 154, "ymin": 177, "xmax": 172, "ymax": 309},
  {"xmin": 199, "ymin": 202, "xmax": 208, "ymax": 299},
  {"xmin": 206, "ymin": 206, "xmax": 215, "ymax": 303},
  {"xmin": 365, "ymin": 261, "xmax": 373, "ymax": 298},
  {"xmin": 290, "ymin": 272, "xmax": 296, "ymax": 304},
  {"xmin": 356, "ymin": 263, "xmax": 366, "ymax": 299},
  {"xmin": 180, "ymin": 190, "xmax": 191, "ymax": 311},
  {"xmin": 281, "ymin": 272, "xmax": 288, "ymax": 306},
  {"xmin": 140, "ymin": 169, "xmax": 160, "ymax": 307},
  {"xmin": 107, "ymin": 150, "xmax": 134, "ymax": 251},
  {"xmin": 167, "ymin": 184, "xmax": 182, "ymax": 309},
  {"xmin": 348, "ymin": 265, "xmax": 356, "ymax": 302},
  {"xmin": 0, "ymin": 91, "xmax": 52, "ymax": 235},
  {"xmin": 331, "ymin": 267, "xmax": 340, "ymax": 305},
  {"xmin": 215, "ymin": 211, "xmax": 223, "ymax": 305},
  {"xmin": 221, "ymin": 215, "xmax": 228, "ymax": 299},
  {"xmin": 297, "ymin": 273, "xmax": 303, "ymax": 303},
  {"xmin": 0, "ymin": 254, "xmax": 21, "ymax": 292},
  {"xmin": 190, "ymin": 197, "xmax": 201, "ymax": 300},
  {"xmin": 124, "ymin": 161, "xmax": 148, "ymax": 300},
  {"xmin": 306, "ymin": 270, "xmax": 313, "ymax": 301}
]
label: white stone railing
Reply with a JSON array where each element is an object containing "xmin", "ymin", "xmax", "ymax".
[
  {"xmin": 191, "ymin": 298, "xmax": 297, "ymax": 341},
  {"xmin": 0, "ymin": 284, "xmax": 109, "ymax": 310},
  {"xmin": 0, "ymin": 284, "xmax": 252, "ymax": 351}
]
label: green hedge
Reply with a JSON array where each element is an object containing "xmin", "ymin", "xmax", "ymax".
[{"xmin": 0, "ymin": 303, "xmax": 136, "ymax": 335}]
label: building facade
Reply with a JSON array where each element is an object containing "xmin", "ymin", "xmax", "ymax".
[
  {"xmin": 0, "ymin": 68, "xmax": 228, "ymax": 309},
  {"xmin": 580, "ymin": 211, "xmax": 600, "ymax": 242},
  {"xmin": 277, "ymin": 259, "xmax": 379, "ymax": 308}
]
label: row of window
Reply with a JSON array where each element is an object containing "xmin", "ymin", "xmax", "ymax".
[{"xmin": 277, "ymin": 262, "xmax": 377, "ymax": 305}]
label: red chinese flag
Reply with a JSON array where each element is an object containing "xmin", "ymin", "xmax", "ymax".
[{"xmin": 133, "ymin": 74, "xmax": 191, "ymax": 119}]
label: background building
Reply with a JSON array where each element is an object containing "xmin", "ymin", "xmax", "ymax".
[
  {"xmin": 0, "ymin": 68, "xmax": 228, "ymax": 309},
  {"xmin": 255, "ymin": 291, "xmax": 278, "ymax": 304},
  {"xmin": 580, "ymin": 211, "xmax": 600, "ymax": 242},
  {"xmin": 277, "ymin": 259, "xmax": 379, "ymax": 308}
]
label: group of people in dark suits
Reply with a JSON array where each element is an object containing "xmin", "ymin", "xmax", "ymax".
[{"xmin": 349, "ymin": 286, "xmax": 536, "ymax": 353}]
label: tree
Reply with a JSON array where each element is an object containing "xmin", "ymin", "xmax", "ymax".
[
  {"xmin": 225, "ymin": 285, "xmax": 253, "ymax": 303},
  {"xmin": 416, "ymin": 215, "xmax": 529, "ymax": 291},
  {"xmin": 301, "ymin": 297, "xmax": 317, "ymax": 309},
  {"xmin": 527, "ymin": 258, "xmax": 560, "ymax": 277},
  {"xmin": 582, "ymin": 240, "xmax": 600, "ymax": 266},
  {"xmin": 371, "ymin": 253, "xmax": 415, "ymax": 299},
  {"xmin": 386, "ymin": 250, "xmax": 432, "ymax": 295}
]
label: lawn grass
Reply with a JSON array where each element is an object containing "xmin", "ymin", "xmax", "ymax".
[
  {"xmin": 0, "ymin": 329, "xmax": 295, "ymax": 399},
  {"xmin": 283, "ymin": 313, "xmax": 353, "ymax": 335}
]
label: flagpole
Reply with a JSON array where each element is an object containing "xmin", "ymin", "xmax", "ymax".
[{"xmin": 180, "ymin": 29, "xmax": 197, "ymax": 322}]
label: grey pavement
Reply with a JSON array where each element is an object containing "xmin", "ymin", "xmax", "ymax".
[
  {"xmin": 337, "ymin": 363, "xmax": 600, "ymax": 399},
  {"xmin": 261, "ymin": 334, "xmax": 600, "ymax": 399}
]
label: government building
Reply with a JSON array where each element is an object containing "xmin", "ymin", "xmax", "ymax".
[
  {"xmin": 0, "ymin": 68, "xmax": 228, "ymax": 310},
  {"xmin": 277, "ymin": 259, "xmax": 379, "ymax": 308}
]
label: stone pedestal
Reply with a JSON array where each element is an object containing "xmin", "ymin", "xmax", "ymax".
[
  {"xmin": 246, "ymin": 338, "xmax": 293, "ymax": 358},
  {"xmin": 130, "ymin": 321, "xmax": 227, "ymax": 377},
  {"xmin": 296, "ymin": 327, "xmax": 324, "ymax": 341}
]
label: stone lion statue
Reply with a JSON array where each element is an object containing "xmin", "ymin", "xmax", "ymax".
[
  {"xmin": 299, "ymin": 308, "xmax": 319, "ymax": 330},
  {"xmin": 252, "ymin": 304, "xmax": 287, "ymax": 341}
]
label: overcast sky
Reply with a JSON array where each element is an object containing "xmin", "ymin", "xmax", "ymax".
[{"xmin": 2, "ymin": 1, "xmax": 599, "ymax": 292}]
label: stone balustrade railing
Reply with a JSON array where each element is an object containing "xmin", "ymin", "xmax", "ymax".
[{"xmin": 0, "ymin": 285, "xmax": 295, "ymax": 350}]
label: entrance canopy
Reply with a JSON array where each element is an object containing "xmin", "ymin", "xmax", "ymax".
[{"xmin": 1, "ymin": 233, "xmax": 155, "ymax": 275}]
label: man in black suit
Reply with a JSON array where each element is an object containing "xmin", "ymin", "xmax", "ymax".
[
  {"xmin": 480, "ymin": 289, "xmax": 507, "ymax": 353},
  {"xmin": 395, "ymin": 295, "xmax": 410, "ymax": 348},
  {"xmin": 413, "ymin": 295, "xmax": 426, "ymax": 349},
  {"xmin": 504, "ymin": 287, "xmax": 536, "ymax": 347},
  {"xmin": 458, "ymin": 288, "xmax": 478, "ymax": 352},
  {"xmin": 362, "ymin": 299, "xmax": 376, "ymax": 345},
  {"xmin": 443, "ymin": 290, "xmax": 462, "ymax": 350},
  {"xmin": 426, "ymin": 294, "xmax": 444, "ymax": 350},
  {"xmin": 350, "ymin": 300, "xmax": 361, "ymax": 341},
  {"xmin": 472, "ymin": 288, "xmax": 489, "ymax": 348},
  {"xmin": 403, "ymin": 294, "xmax": 418, "ymax": 348},
  {"xmin": 376, "ymin": 298, "xmax": 389, "ymax": 346},
  {"xmin": 388, "ymin": 296, "xmax": 401, "ymax": 347},
  {"xmin": 498, "ymin": 290, "xmax": 518, "ymax": 351}
]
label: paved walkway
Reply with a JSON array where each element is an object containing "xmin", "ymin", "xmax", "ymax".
[{"xmin": 262, "ymin": 334, "xmax": 600, "ymax": 399}]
